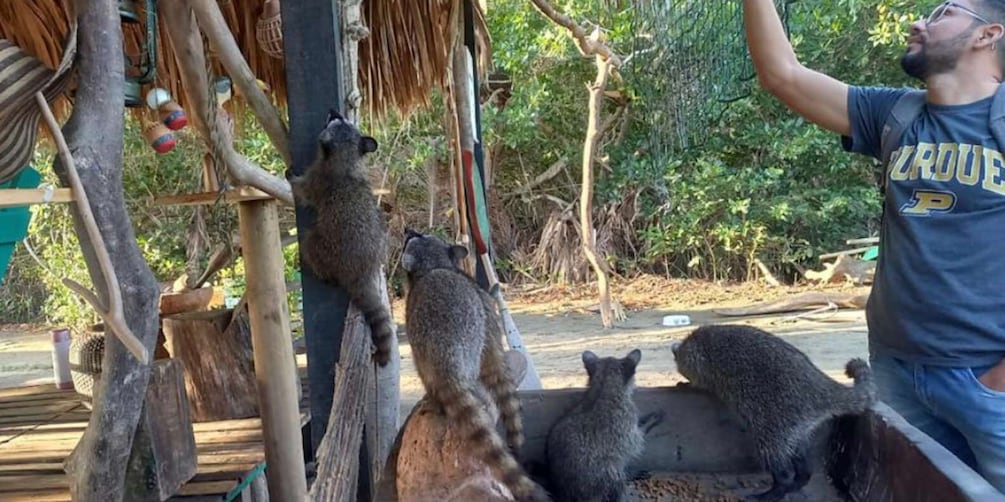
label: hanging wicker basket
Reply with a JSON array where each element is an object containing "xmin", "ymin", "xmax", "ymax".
[
  {"xmin": 68, "ymin": 326, "xmax": 106, "ymax": 408},
  {"xmin": 256, "ymin": 0, "xmax": 283, "ymax": 60}
]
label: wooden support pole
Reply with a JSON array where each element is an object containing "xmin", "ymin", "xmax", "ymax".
[{"xmin": 237, "ymin": 199, "xmax": 307, "ymax": 501}]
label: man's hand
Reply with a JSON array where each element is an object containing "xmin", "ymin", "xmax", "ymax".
[{"xmin": 978, "ymin": 358, "xmax": 1005, "ymax": 393}]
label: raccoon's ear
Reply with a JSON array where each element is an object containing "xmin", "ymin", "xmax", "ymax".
[
  {"xmin": 401, "ymin": 253, "xmax": 416, "ymax": 272},
  {"xmin": 626, "ymin": 348, "xmax": 642, "ymax": 367},
  {"xmin": 359, "ymin": 136, "xmax": 379, "ymax": 155},
  {"xmin": 581, "ymin": 350, "xmax": 598, "ymax": 368},
  {"xmin": 448, "ymin": 244, "xmax": 468, "ymax": 264},
  {"xmin": 404, "ymin": 227, "xmax": 422, "ymax": 241}
]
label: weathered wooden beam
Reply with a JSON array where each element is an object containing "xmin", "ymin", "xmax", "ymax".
[
  {"xmin": 59, "ymin": 0, "xmax": 162, "ymax": 499},
  {"xmin": 308, "ymin": 306, "xmax": 371, "ymax": 501},
  {"xmin": 279, "ymin": 0, "xmax": 349, "ymax": 461},
  {"xmin": 237, "ymin": 199, "xmax": 307, "ymax": 500}
]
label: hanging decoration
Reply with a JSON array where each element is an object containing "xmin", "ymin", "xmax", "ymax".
[
  {"xmin": 255, "ymin": 0, "xmax": 283, "ymax": 59},
  {"xmin": 146, "ymin": 87, "xmax": 189, "ymax": 131},
  {"xmin": 120, "ymin": 0, "xmax": 159, "ymax": 107}
]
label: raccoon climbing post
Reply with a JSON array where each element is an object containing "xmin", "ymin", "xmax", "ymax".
[{"xmin": 281, "ymin": 0, "xmax": 391, "ymax": 501}]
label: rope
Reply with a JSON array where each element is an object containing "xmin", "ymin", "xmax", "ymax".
[{"xmin": 195, "ymin": 19, "xmax": 229, "ymax": 205}]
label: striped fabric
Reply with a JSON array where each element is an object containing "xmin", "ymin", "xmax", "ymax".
[{"xmin": 0, "ymin": 25, "xmax": 77, "ymax": 185}]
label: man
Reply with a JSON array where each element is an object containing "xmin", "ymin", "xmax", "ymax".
[{"xmin": 742, "ymin": 0, "xmax": 1005, "ymax": 492}]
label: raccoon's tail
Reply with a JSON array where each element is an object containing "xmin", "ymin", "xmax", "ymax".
[
  {"xmin": 844, "ymin": 357, "xmax": 878, "ymax": 412},
  {"xmin": 481, "ymin": 297, "xmax": 524, "ymax": 453},
  {"xmin": 438, "ymin": 384, "xmax": 551, "ymax": 502},
  {"xmin": 349, "ymin": 275, "xmax": 394, "ymax": 367}
]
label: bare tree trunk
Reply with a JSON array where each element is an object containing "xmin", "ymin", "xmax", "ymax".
[
  {"xmin": 60, "ymin": 0, "xmax": 162, "ymax": 499},
  {"xmin": 581, "ymin": 53, "xmax": 615, "ymax": 329}
]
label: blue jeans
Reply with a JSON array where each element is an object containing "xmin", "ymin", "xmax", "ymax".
[{"xmin": 870, "ymin": 354, "xmax": 1005, "ymax": 493}]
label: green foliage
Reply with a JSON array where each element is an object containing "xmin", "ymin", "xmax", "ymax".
[{"xmin": 0, "ymin": 0, "xmax": 926, "ymax": 325}]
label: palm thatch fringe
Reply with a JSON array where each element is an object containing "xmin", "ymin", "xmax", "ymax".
[{"xmin": 0, "ymin": 0, "xmax": 490, "ymax": 127}]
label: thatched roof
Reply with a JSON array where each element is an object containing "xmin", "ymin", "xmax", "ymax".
[{"xmin": 0, "ymin": 0, "xmax": 489, "ymax": 125}]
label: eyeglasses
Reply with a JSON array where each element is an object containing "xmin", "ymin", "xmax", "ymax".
[{"xmin": 926, "ymin": 1, "xmax": 992, "ymax": 25}]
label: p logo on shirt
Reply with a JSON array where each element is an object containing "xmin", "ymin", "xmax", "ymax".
[{"xmin": 900, "ymin": 189, "xmax": 957, "ymax": 216}]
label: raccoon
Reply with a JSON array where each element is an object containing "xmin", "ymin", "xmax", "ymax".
[
  {"xmin": 671, "ymin": 324, "xmax": 876, "ymax": 502},
  {"xmin": 401, "ymin": 228, "xmax": 549, "ymax": 502},
  {"xmin": 287, "ymin": 109, "xmax": 393, "ymax": 366},
  {"xmin": 544, "ymin": 349, "xmax": 663, "ymax": 502}
]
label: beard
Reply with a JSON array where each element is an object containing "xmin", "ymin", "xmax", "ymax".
[{"xmin": 900, "ymin": 27, "xmax": 975, "ymax": 80}]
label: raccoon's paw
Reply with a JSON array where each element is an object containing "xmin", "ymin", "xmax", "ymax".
[{"xmin": 372, "ymin": 346, "xmax": 391, "ymax": 367}]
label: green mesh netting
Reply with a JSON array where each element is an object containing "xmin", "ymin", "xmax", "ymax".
[{"xmin": 623, "ymin": 0, "xmax": 792, "ymax": 159}]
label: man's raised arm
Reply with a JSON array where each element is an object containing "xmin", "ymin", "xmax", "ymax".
[{"xmin": 744, "ymin": 0, "xmax": 851, "ymax": 136}]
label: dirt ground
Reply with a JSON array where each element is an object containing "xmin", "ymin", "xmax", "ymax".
[{"xmin": 0, "ymin": 276, "xmax": 872, "ymax": 409}]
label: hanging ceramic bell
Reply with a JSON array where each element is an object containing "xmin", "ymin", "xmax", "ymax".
[
  {"xmin": 159, "ymin": 101, "xmax": 188, "ymax": 131},
  {"xmin": 145, "ymin": 122, "xmax": 176, "ymax": 153},
  {"xmin": 145, "ymin": 87, "xmax": 172, "ymax": 110}
]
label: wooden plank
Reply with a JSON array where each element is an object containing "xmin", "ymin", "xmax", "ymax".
[
  {"xmin": 151, "ymin": 187, "xmax": 273, "ymax": 207},
  {"xmin": 152, "ymin": 187, "xmax": 390, "ymax": 207},
  {"xmin": 0, "ymin": 489, "xmax": 71, "ymax": 502},
  {"xmin": 0, "ymin": 188, "xmax": 75, "ymax": 208},
  {"xmin": 0, "ymin": 386, "xmax": 76, "ymax": 399},
  {"xmin": 0, "ymin": 385, "xmax": 309, "ymax": 500},
  {"xmin": 176, "ymin": 480, "xmax": 240, "ymax": 496}
]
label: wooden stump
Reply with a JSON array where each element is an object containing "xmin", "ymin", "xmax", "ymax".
[
  {"xmin": 124, "ymin": 358, "xmax": 198, "ymax": 501},
  {"xmin": 394, "ymin": 397, "xmax": 514, "ymax": 502},
  {"xmin": 162, "ymin": 306, "xmax": 259, "ymax": 421}
]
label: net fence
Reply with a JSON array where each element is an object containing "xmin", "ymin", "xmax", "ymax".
[{"xmin": 619, "ymin": 0, "xmax": 792, "ymax": 160}]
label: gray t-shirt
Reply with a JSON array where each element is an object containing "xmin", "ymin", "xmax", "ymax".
[{"xmin": 842, "ymin": 85, "xmax": 1005, "ymax": 367}]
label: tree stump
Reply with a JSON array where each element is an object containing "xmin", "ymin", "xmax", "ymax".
[
  {"xmin": 162, "ymin": 306, "xmax": 259, "ymax": 421},
  {"xmin": 394, "ymin": 396, "xmax": 515, "ymax": 502},
  {"xmin": 124, "ymin": 358, "xmax": 198, "ymax": 501}
]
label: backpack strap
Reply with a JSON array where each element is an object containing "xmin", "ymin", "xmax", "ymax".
[
  {"xmin": 878, "ymin": 89, "xmax": 926, "ymax": 193},
  {"xmin": 988, "ymin": 82, "xmax": 1005, "ymax": 153}
]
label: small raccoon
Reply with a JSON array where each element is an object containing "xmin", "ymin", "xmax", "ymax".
[
  {"xmin": 544, "ymin": 349, "xmax": 663, "ymax": 502},
  {"xmin": 287, "ymin": 110, "xmax": 393, "ymax": 366},
  {"xmin": 671, "ymin": 324, "xmax": 876, "ymax": 502},
  {"xmin": 401, "ymin": 229, "xmax": 549, "ymax": 502}
]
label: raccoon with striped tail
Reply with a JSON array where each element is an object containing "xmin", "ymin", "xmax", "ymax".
[
  {"xmin": 287, "ymin": 109, "xmax": 394, "ymax": 366},
  {"xmin": 672, "ymin": 324, "xmax": 877, "ymax": 502},
  {"xmin": 401, "ymin": 228, "xmax": 550, "ymax": 502}
]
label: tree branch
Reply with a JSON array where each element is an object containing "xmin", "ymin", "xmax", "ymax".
[
  {"xmin": 36, "ymin": 93, "xmax": 148, "ymax": 364},
  {"xmin": 60, "ymin": 1, "xmax": 162, "ymax": 499},
  {"xmin": 162, "ymin": 0, "xmax": 294, "ymax": 206},
  {"xmin": 189, "ymin": 0, "xmax": 291, "ymax": 166},
  {"xmin": 580, "ymin": 54, "xmax": 617, "ymax": 328},
  {"xmin": 527, "ymin": 0, "xmax": 622, "ymax": 66}
]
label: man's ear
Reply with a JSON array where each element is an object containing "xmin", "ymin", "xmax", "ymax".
[
  {"xmin": 978, "ymin": 23, "xmax": 1005, "ymax": 50},
  {"xmin": 359, "ymin": 136, "xmax": 378, "ymax": 155}
]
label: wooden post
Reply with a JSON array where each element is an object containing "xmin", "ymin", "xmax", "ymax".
[
  {"xmin": 280, "ymin": 8, "xmax": 384, "ymax": 502},
  {"xmin": 237, "ymin": 199, "xmax": 307, "ymax": 500}
]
